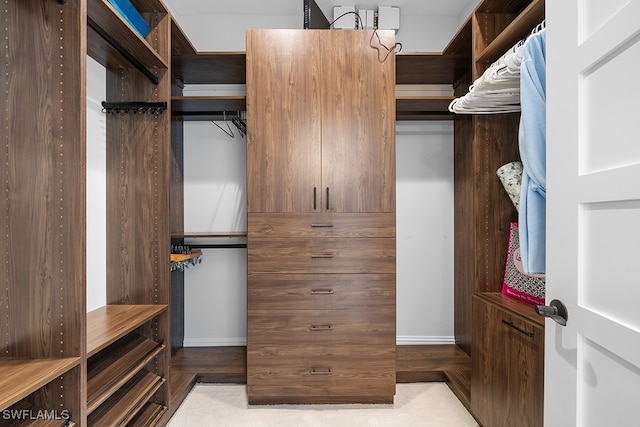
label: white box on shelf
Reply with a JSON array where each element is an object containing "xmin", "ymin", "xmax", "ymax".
[
  {"xmin": 377, "ymin": 6, "xmax": 400, "ymax": 31},
  {"xmin": 333, "ymin": 6, "xmax": 356, "ymax": 29}
]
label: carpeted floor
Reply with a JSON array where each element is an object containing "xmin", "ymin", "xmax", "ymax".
[{"xmin": 167, "ymin": 383, "xmax": 479, "ymax": 426}]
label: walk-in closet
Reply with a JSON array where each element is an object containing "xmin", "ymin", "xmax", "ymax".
[{"xmin": 2, "ymin": 0, "xmax": 549, "ymax": 425}]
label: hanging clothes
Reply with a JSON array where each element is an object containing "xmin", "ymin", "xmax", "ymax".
[{"xmin": 518, "ymin": 28, "xmax": 546, "ymax": 275}]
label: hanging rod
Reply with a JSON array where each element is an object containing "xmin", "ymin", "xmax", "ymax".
[
  {"xmin": 187, "ymin": 243, "xmax": 247, "ymax": 249},
  {"xmin": 102, "ymin": 101, "xmax": 167, "ymax": 115},
  {"xmin": 87, "ymin": 18, "xmax": 160, "ymax": 85}
]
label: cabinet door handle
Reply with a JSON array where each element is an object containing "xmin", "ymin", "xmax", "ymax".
[
  {"xmin": 501, "ymin": 320, "xmax": 535, "ymax": 337},
  {"xmin": 311, "ymin": 368, "xmax": 333, "ymax": 376},
  {"xmin": 310, "ymin": 325, "xmax": 333, "ymax": 331},
  {"xmin": 310, "ymin": 223, "xmax": 334, "ymax": 228},
  {"xmin": 326, "ymin": 187, "xmax": 330, "ymax": 210},
  {"xmin": 313, "ymin": 187, "xmax": 317, "ymax": 210},
  {"xmin": 311, "ymin": 289, "xmax": 334, "ymax": 295},
  {"xmin": 310, "ymin": 254, "xmax": 334, "ymax": 259}
]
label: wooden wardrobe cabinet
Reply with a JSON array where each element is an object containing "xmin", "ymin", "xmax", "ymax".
[{"xmin": 246, "ymin": 29, "xmax": 396, "ymax": 404}]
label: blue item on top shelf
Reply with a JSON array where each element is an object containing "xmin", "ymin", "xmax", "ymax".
[{"xmin": 108, "ymin": 0, "xmax": 151, "ymax": 39}]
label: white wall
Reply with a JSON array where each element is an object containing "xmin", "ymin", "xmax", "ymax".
[
  {"xmin": 172, "ymin": 13, "xmax": 459, "ymax": 52},
  {"xmin": 396, "ymin": 121, "xmax": 454, "ymax": 343},
  {"xmin": 86, "ymin": 56, "xmax": 107, "ymax": 312}
]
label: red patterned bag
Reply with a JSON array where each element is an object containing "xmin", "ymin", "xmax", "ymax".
[{"xmin": 501, "ymin": 222, "xmax": 545, "ymax": 305}]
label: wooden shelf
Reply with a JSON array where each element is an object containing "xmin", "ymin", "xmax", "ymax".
[
  {"xmin": 476, "ymin": 292, "xmax": 544, "ymax": 326},
  {"xmin": 128, "ymin": 402, "xmax": 167, "ymax": 426},
  {"xmin": 173, "ymin": 94, "xmax": 458, "ymax": 120},
  {"xmin": 171, "ymin": 96, "xmax": 246, "ymax": 120},
  {"xmin": 396, "ymin": 96, "xmax": 455, "ymax": 120},
  {"xmin": 87, "ymin": 370, "xmax": 165, "ymax": 426},
  {"xmin": 172, "ymin": 51, "xmax": 247, "ymax": 85},
  {"xmin": 170, "ymin": 250, "xmax": 203, "ymax": 264},
  {"xmin": 87, "ymin": 305, "xmax": 167, "ymax": 357},
  {"xmin": 476, "ymin": 0, "xmax": 545, "ymax": 64},
  {"xmin": 87, "ymin": 0, "xmax": 168, "ymax": 73},
  {"xmin": 172, "ymin": 232, "xmax": 247, "ymax": 239},
  {"xmin": 0, "ymin": 358, "xmax": 81, "ymax": 411},
  {"xmin": 87, "ymin": 334, "xmax": 164, "ymax": 414}
]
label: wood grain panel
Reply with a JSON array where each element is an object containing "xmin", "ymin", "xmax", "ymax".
[
  {"xmin": 247, "ymin": 346, "xmax": 395, "ymax": 404},
  {"xmin": 246, "ymin": 30, "xmax": 322, "ymax": 213},
  {"xmin": 1, "ymin": 0, "xmax": 86, "ymax": 418},
  {"xmin": 320, "ymin": 30, "xmax": 396, "ymax": 213},
  {"xmin": 473, "ymin": 114, "xmax": 520, "ymax": 293},
  {"xmin": 472, "ymin": 295, "xmax": 544, "ymax": 427},
  {"xmin": 247, "ymin": 309, "xmax": 395, "ymax": 347},
  {"xmin": 248, "ymin": 213, "xmax": 395, "ymax": 238},
  {"xmin": 87, "ymin": 305, "xmax": 167, "ymax": 357},
  {"xmin": 248, "ymin": 274, "xmax": 395, "ymax": 311},
  {"xmin": 453, "ymin": 113, "xmax": 474, "ymax": 355},
  {"xmin": 248, "ymin": 238, "xmax": 396, "ymax": 274}
]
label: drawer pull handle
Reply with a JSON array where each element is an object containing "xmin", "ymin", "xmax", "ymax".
[
  {"xmin": 326, "ymin": 187, "xmax": 330, "ymax": 210},
  {"xmin": 313, "ymin": 187, "xmax": 317, "ymax": 210},
  {"xmin": 310, "ymin": 325, "xmax": 333, "ymax": 331},
  {"xmin": 311, "ymin": 289, "xmax": 334, "ymax": 295},
  {"xmin": 311, "ymin": 368, "xmax": 333, "ymax": 376},
  {"xmin": 311, "ymin": 254, "xmax": 334, "ymax": 259},
  {"xmin": 502, "ymin": 320, "xmax": 535, "ymax": 338},
  {"xmin": 311, "ymin": 223, "xmax": 334, "ymax": 228}
]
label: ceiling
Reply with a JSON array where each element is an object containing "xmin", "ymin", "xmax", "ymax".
[{"xmin": 164, "ymin": 0, "xmax": 475, "ymax": 19}]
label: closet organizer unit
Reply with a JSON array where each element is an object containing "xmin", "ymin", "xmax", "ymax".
[
  {"xmin": 246, "ymin": 29, "xmax": 397, "ymax": 404},
  {"xmin": 2, "ymin": 0, "xmax": 172, "ymax": 424},
  {"xmin": 453, "ymin": 0, "xmax": 546, "ymax": 426}
]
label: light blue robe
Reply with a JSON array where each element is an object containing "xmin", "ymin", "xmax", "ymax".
[{"xmin": 518, "ymin": 29, "xmax": 546, "ymax": 275}]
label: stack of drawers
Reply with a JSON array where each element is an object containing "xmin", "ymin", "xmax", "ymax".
[{"xmin": 246, "ymin": 213, "xmax": 396, "ymax": 404}]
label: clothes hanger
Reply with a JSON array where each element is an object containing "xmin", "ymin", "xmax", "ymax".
[{"xmin": 212, "ymin": 111, "xmax": 234, "ymax": 138}]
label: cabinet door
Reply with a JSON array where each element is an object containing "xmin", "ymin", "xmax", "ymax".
[
  {"xmin": 320, "ymin": 30, "xmax": 396, "ymax": 213},
  {"xmin": 246, "ymin": 30, "xmax": 322, "ymax": 213},
  {"xmin": 472, "ymin": 296, "xmax": 544, "ymax": 427}
]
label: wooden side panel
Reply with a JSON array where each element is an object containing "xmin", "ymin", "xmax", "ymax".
[
  {"xmin": 246, "ymin": 30, "xmax": 322, "ymax": 213},
  {"xmin": 170, "ymin": 78, "xmax": 185, "ymax": 355},
  {"xmin": 0, "ymin": 0, "xmax": 86, "ymax": 419},
  {"xmin": 104, "ymin": 2, "xmax": 172, "ymax": 410},
  {"xmin": 453, "ymin": 114, "xmax": 474, "ymax": 356},
  {"xmin": 320, "ymin": 30, "xmax": 396, "ymax": 213}
]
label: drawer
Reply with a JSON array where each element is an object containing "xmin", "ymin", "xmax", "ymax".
[
  {"xmin": 248, "ymin": 274, "xmax": 395, "ymax": 311},
  {"xmin": 247, "ymin": 238, "xmax": 395, "ymax": 273},
  {"xmin": 247, "ymin": 345, "xmax": 396, "ymax": 404},
  {"xmin": 248, "ymin": 213, "xmax": 395, "ymax": 238},
  {"xmin": 247, "ymin": 309, "xmax": 395, "ymax": 347}
]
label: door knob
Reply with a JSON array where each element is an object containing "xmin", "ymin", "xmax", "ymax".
[{"xmin": 535, "ymin": 299, "xmax": 568, "ymax": 326}]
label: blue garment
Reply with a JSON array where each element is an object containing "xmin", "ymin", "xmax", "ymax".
[{"xmin": 518, "ymin": 29, "xmax": 546, "ymax": 275}]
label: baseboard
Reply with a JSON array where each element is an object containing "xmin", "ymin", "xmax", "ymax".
[
  {"xmin": 184, "ymin": 336, "xmax": 455, "ymax": 347},
  {"xmin": 396, "ymin": 336, "xmax": 456, "ymax": 345},
  {"xmin": 184, "ymin": 337, "xmax": 247, "ymax": 347}
]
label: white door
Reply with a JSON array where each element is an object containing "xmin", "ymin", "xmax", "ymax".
[{"xmin": 546, "ymin": 1, "xmax": 640, "ymax": 426}]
